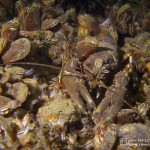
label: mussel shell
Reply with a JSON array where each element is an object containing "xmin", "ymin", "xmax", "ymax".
[
  {"xmin": 0, "ymin": 18, "xmax": 20, "ymax": 54},
  {"xmin": 41, "ymin": 18, "xmax": 60, "ymax": 30},
  {"xmin": 2, "ymin": 38, "xmax": 31, "ymax": 64},
  {"xmin": 76, "ymin": 37, "xmax": 98, "ymax": 61},
  {"xmin": 41, "ymin": 0, "xmax": 56, "ymax": 7},
  {"xmin": 42, "ymin": 7, "xmax": 64, "ymax": 20},
  {"xmin": 0, "ymin": 95, "xmax": 13, "ymax": 109},
  {"xmin": 78, "ymin": 14, "xmax": 97, "ymax": 31},
  {"xmin": 77, "ymin": 26, "xmax": 90, "ymax": 40},
  {"xmin": 1, "ymin": 18, "xmax": 20, "ymax": 41},
  {"xmin": 78, "ymin": 14, "xmax": 99, "ymax": 36},
  {"xmin": 23, "ymin": 3, "xmax": 41, "ymax": 31},
  {"xmin": 7, "ymin": 82, "xmax": 28, "ymax": 102}
]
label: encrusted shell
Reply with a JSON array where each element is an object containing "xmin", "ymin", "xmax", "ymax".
[
  {"xmin": 76, "ymin": 37, "xmax": 98, "ymax": 61},
  {"xmin": 37, "ymin": 91, "xmax": 79, "ymax": 126}
]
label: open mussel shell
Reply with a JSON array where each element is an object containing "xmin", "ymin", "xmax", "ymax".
[
  {"xmin": 2, "ymin": 38, "xmax": 31, "ymax": 64},
  {"xmin": 76, "ymin": 37, "xmax": 98, "ymax": 61}
]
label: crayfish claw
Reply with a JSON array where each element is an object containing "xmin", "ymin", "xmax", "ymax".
[
  {"xmin": 78, "ymin": 84, "xmax": 96, "ymax": 110},
  {"xmin": 69, "ymin": 90, "xmax": 88, "ymax": 114}
]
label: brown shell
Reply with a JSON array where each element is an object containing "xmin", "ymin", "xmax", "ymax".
[
  {"xmin": 78, "ymin": 14, "xmax": 96, "ymax": 30},
  {"xmin": 1, "ymin": 18, "xmax": 20, "ymax": 41},
  {"xmin": 2, "ymin": 38, "xmax": 31, "ymax": 64},
  {"xmin": 7, "ymin": 82, "xmax": 28, "ymax": 102},
  {"xmin": 0, "ymin": 95, "xmax": 14, "ymax": 115},
  {"xmin": 0, "ymin": 95, "xmax": 13, "ymax": 109},
  {"xmin": 23, "ymin": 78, "xmax": 38, "ymax": 91},
  {"xmin": 19, "ymin": 30, "xmax": 53, "ymax": 43},
  {"xmin": 77, "ymin": 26, "xmax": 90, "ymax": 40},
  {"xmin": 0, "ymin": 18, "xmax": 20, "ymax": 54},
  {"xmin": 22, "ymin": 3, "xmax": 41, "ymax": 31},
  {"xmin": 0, "ymin": 72, "xmax": 10, "ymax": 84},
  {"xmin": 4, "ymin": 66, "xmax": 26, "ymax": 80},
  {"xmin": 76, "ymin": 37, "xmax": 98, "ymax": 61},
  {"xmin": 77, "ymin": 14, "xmax": 98, "ymax": 36},
  {"xmin": 41, "ymin": 18, "xmax": 60, "ymax": 30},
  {"xmin": 41, "ymin": 0, "xmax": 56, "ymax": 7}
]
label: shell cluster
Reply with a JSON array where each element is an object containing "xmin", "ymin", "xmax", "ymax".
[{"xmin": 0, "ymin": 0, "xmax": 150, "ymax": 149}]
